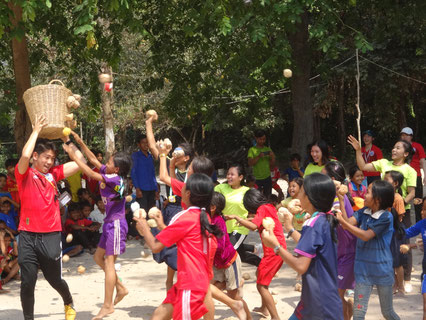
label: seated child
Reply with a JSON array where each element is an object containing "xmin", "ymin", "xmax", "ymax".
[
  {"xmin": 5, "ymin": 158, "xmax": 20, "ymax": 205},
  {"xmin": 80, "ymin": 200, "xmax": 101, "ymax": 245},
  {"xmin": 0, "ymin": 199, "xmax": 18, "ymax": 235},
  {"xmin": 0, "ymin": 229, "xmax": 19, "ymax": 285},
  {"xmin": 284, "ymin": 153, "xmax": 304, "ymax": 182},
  {"xmin": 65, "ymin": 202, "xmax": 99, "ymax": 253},
  {"xmin": 77, "ymin": 188, "xmax": 94, "ymax": 205}
]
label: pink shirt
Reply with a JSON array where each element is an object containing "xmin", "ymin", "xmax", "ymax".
[{"xmin": 212, "ymin": 215, "xmax": 237, "ymax": 268}]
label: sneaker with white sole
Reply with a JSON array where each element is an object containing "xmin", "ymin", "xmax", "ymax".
[{"xmin": 404, "ymin": 282, "xmax": 413, "ymax": 293}]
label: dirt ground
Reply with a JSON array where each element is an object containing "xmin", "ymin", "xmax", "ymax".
[{"xmin": 1, "ymin": 230, "xmax": 423, "ymax": 320}]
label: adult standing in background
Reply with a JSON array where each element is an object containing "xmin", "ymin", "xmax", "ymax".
[
  {"xmin": 361, "ymin": 130, "xmax": 383, "ymax": 185},
  {"xmin": 400, "ymin": 127, "xmax": 426, "ymax": 223},
  {"xmin": 247, "ymin": 129, "xmax": 276, "ymax": 197},
  {"xmin": 131, "ymin": 134, "xmax": 158, "ymax": 212}
]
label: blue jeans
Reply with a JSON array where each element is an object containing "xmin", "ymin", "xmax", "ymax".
[{"xmin": 353, "ymin": 283, "xmax": 400, "ymax": 320}]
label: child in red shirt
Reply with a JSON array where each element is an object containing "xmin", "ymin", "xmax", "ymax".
[
  {"xmin": 228, "ymin": 188, "xmax": 287, "ymax": 320},
  {"xmin": 5, "ymin": 158, "xmax": 20, "ymax": 205},
  {"xmin": 134, "ymin": 173, "xmax": 222, "ymax": 320},
  {"xmin": 64, "ymin": 202, "xmax": 98, "ymax": 253},
  {"xmin": 0, "ymin": 230, "xmax": 19, "ymax": 286}
]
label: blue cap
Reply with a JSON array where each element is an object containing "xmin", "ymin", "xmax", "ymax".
[{"xmin": 362, "ymin": 130, "xmax": 375, "ymax": 137}]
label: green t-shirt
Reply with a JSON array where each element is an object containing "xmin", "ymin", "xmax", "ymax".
[
  {"xmin": 372, "ymin": 159, "xmax": 417, "ymax": 209},
  {"xmin": 303, "ymin": 163, "xmax": 325, "ymax": 177},
  {"xmin": 214, "ymin": 183, "xmax": 250, "ymax": 235},
  {"xmin": 247, "ymin": 146, "xmax": 272, "ymax": 180}
]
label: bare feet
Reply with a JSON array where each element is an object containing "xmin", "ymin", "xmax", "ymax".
[
  {"xmin": 113, "ymin": 287, "xmax": 129, "ymax": 306},
  {"xmin": 92, "ymin": 306, "xmax": 114, "ymax": 320},
  {"xmin": 230, "ymin": 300, "xmax": 247, "ymax": 320},
  {"xmin": 253, "ymin": 306, "xmax": 269, "ymax": 317}
]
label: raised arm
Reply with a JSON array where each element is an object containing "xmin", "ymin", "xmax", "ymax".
[
  {"xmin": 18, "ymin": 115, "xmax": 47, "ymax": 175},
  {"xmin": 157, "ymin": 141, "xmax": 173, "ymax": 187},
  {"xmin": 145, "ymin": 116, "xmax": 159, "ymax": 160},
  {"xmin": 133, "ymin": 215, "xmax": 165, "ymax": 253},
  {"xmin": 70, "ymin": 131, "xmax": 102, "ymax": 169},
  {"xmin": 63, "ymin": 143, "xmax": 104, "ymax": 182},
  {"xmin": 337, "ymin": 193, "xmax": 357, "ymax": 226},
  {"xmin": 347, "ymin": 135, "xmax": 376, "ymax": 172}
]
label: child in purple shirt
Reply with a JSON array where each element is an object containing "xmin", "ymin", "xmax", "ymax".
[{"xmin": 64, "ymin": 132, "xmax": 132, "ymax": 320}]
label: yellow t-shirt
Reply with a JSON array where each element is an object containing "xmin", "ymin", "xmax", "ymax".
[
  {"xmin": 372, "ymin": 159, "xmax": 417, "ymax": 209},
  {"xmin": 214, "ymin": 184, "xmax": 250, "ymax": 235},
  {"xmin": 303, "ymin": 163, "xmax": 325, "ymax": 177},
  {"xmin": 66, "ymin": 171, "xmax": 82, "ymax": 202}
]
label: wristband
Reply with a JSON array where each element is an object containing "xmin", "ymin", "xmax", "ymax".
[
  {"xmin": 274, "ymin": 244, "xmax": 282, "ymax": 255},
  {"xmin": 159, "ymin": 153, "xmax": 166, "ymax": 158},
  {"xmin": 65, "ymin": 140, "xmax": 73, "ymax": 145},
  {"xmin": 287, "ymin": 228, "xmax": 295, "ymax": 239}
]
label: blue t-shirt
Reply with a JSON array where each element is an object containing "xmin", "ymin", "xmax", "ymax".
[
  {"xmin": 0, "ymin": 212, "xmax": 17, "ymax": 231},
  {"xmin": 405, "ymin": 219, "xmax": 426, "ymax": 266},
  {"xmin": 284, "ymin": 167, "xmax": 304, "ymax": 182},
  {"xmin": 353, "ymin": 208, "xmax": 394, "ymax": 286},
  {"xmin": 131, "ymin": 150, "xmax": 157, "ymax": 191},
  {"xmin": 293, "ymin": 212, "xmax": 342, "ymax": 319}
]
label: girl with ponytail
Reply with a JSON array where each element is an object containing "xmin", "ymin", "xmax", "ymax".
[
  {"xmin": 322, "ymin": 161, "xmax": 357, "ymax": 320},
  {"xmin": 133, "ymin": 173, "xmax": 221, "ymax": 320},
  {"xmin": 261, "ymin": 173, "xmax": 343, "ymax": 320}
]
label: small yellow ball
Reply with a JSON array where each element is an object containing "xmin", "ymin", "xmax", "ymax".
[{"xmin": 63, "ymin": 127, "xmax": 71, "ymax": 136}]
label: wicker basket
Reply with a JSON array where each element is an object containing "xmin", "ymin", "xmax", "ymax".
[{"xmin": 23, "ymin": 80, "xmax": 72, "ymax": 140}]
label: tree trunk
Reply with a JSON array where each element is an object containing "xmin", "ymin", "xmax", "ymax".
[
  {"xmin": 337, "ymin": 78, "xmax": 346, "ymax": 159},
  {"xmin": 287, "ymin": 10, "xmax": 313, "ymax": 158},
  {"xmin": 8, "ymin": 2, "xmax": 32, "ymax": 154},
  {"xmin": 100, "ymin": 65, "xmax": 115, "ymax": 158}
]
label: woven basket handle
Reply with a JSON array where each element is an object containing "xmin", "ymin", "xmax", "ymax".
[{"xmin": 49, "ymin": 80, "xmax": 65, "ymax": 86}]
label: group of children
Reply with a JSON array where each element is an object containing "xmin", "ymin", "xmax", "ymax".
[{"xmin": 1, "ymin": 112, "xmax": 425, "ymax": 320}]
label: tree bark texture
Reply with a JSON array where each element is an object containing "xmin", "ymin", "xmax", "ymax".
[
  {"xmin": 100, "ymin": 65, "xmax": 115, "ymax": 159},
  {"xmin": 337, "ymin": 78, "xmax": 346, "ymax": 159},
  {"xmin": 287, "ymin": 10, "xmax": 313, "ymax": 158},
  {"xmin": 8, "ymin": 2, "xmax": 32, "ymax": 154}
]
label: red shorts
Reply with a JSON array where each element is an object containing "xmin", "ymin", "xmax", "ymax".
[
  {"xmin": 257, "ymin": 254, "xmax": 283, "ymax": 286},
  {"xmin": 163, "ymin": 285, "xmax": 208, "ymax": 320}
]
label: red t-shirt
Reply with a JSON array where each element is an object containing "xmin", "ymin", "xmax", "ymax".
[
  {"xmin": 251, "ymin": 204, "xmax": 287, "ymax": 257},
  {"xmin": 361, "ymin": 145, "xmax": 383, "ymax": 177},
  {"xmin": 410, "ymin": 142, "xmax": 425, "ymax": 177},
  {"xmin": 6, "ymin": 175, "xmax": 20, "ymax": 204},
  {"xmin": 83, "ymin": 167, "xmax": 100, "ymax": 195},
  {"xmin": 156, "ymin": 206, "xmax": 210, "ymax": 292},
  {"xmin": 16, "ymin": 164, "xmax": 64, "ymax": 233},
  {"xmin": 171, "ymin": 178, "xmax": 187, "ymax": 209},
  {"xmin": 64, "ymin": 218, "xmax": 93, "ymax": 234}
]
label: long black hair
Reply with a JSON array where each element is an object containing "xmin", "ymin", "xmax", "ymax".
[
  {"xmin": 191, "ymin": 156, "xmax": 215, "ymax": 177},
  {"xmin": 395, "ymin": 139, "xmax": 413, "ymax": 163},
  {"xmin": 323, "ymin": 160, "xmax": 355, "ymax": 206},
  {"xmin": 370, "ymin": 180, "xmax": 395, "ymax": 210},
  {"xmin": 243, "ymin": 188, "xmax": 267, "ymax": 214},
  {"xmin": 211, "ymin": 192, "xmax": 226, "ymax": 217},
  {"xmin": 385, "ymin": 170, "xmax": 404, "ymax": 196},
  {"xmin": 303, "ymin": 173, "xmax": 338, "ymax": 243},
  {"xmin": 185, "ymin": 173, "xmax": 222, "ymax": 238},
  {"xmin": 309, "ymin": 140, "xmax": 330, "ymax": 165}
]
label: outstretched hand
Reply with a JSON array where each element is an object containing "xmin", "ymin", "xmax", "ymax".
[
  {"xmin": 347, "ymin": 135, "xmax": 361, "ymax": 151},
  {"xmin": 70, "ymin": 131, "xmax": 83, "ymax": 145},
  {"xmin": 32, "ymin": 114, "xmax": 47, "ymax": 133}
]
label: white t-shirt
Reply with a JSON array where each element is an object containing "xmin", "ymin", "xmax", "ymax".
[{"xmin": 89, "ymin": 205, "xmax": 105, "ymax": 233}]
